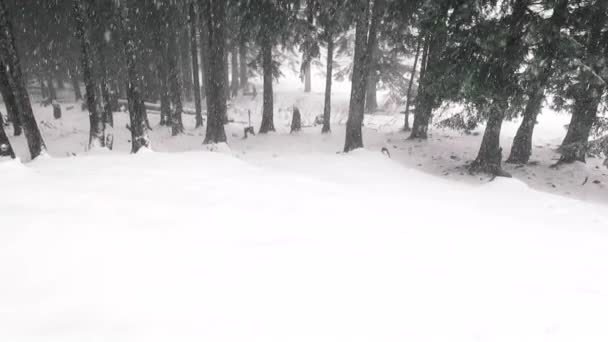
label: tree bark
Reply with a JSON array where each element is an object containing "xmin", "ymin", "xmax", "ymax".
[
  {"xmin": 469, "ymin": 102, "xmax": 509, "ymax": 176},
  {"xmin": 239, "ymin": 39, "xmax": 248, "ymax": 89},
  {"xmin": 344, "ymin": 0, "xmax": 383, "ymax": 152},
  {"xmin": 198, "ymin": 0, "xmax": 210, "ymax": 99},
  {"xmin": 322, "ymin": 34, "xmax": 334, "ymax": 134},
  {"xmin": 121, "ymin": 0, "xmax": 150, "ymax": 153},
  {"xmin": 231, "ymin": 45, "xmax": 239, "ymax": 97},
  {"xmin": 559, "ymin": 87, "xmax": 602, "ymax": 163},
  {"xmin": 75, "ymin": 0, "xmax": 105, "ymax": 149},
  {"xmin": 259, "ymin": 33, "xmax": 275, "ymax": 134},
  {"xmin": 291, "ymin": 106, "xmax": 301, "ymax": 133},
  {"xmin": 190, "ymin": 2, "xmax": 203, "ymax": 128},
  {"xmin": 224, "ymin": 46, "xmax": 230, "ymax": 101},
  {"xmin": 403, "ymin": 35, "xmax": 422, "ymax": 131},
  {"xmin": 203, "ymin": 0, "xmax": 227, "ymax": 144},
  {"xmin": 0, "ymin": 0, "xmax": 46, "ymax": 159},
  {"xmin": 0, "ymin": 112, "xmax": 14, "ymax": 158},
  {"xmin": 365, "ymin": 32, "xmax": 379, "ymax": 113},
  {"xmin": 0, "ymin": 65, "xmax": 21, "ymax": 136},
  {"xmin": 167, "ymin": 3, "xmax": 184, "ymax": 135},
  {"xmin": 180, "ymin": 19, "xmax": 193, "ymax": 103}
]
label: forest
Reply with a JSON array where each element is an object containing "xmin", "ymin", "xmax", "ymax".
[
  {"xmin": 2, "ymin": 1, "xmax": 608, "ymax": 341},
  {"xmin": 0, "ymin": 0, "xmax": 606, "ymax": 177}
]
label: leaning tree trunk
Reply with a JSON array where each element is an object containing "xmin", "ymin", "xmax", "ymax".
[
  {"xmin": 259, "ymin": 33, "xmax": 275, "ymax": 134},
  {"xmin": 507, "ymin": 87, "xmax": 544, "ymax": 164},
  {"xmin": 0, "ymin": 0, "xmax": 46, "ymax": 159},
  {"xmin": 322, "ymin": 34, "xmax": 334, "ymax": 134},
  {"xmin": 239, "ymin": 39, "xmax": 248, "ymax": 89},
  {"xmin": 403, "ymin": 35, "xmax": 422, "ymax": 131},
  {"xmin": 0, "ymin": 63, "xmax": 21, "ymax": 136},
  {"xmin": 75, "ymin": 0, "xmax": 105, "ymax": 149},
  {"xmin": 122, "ymin": 0, "xmax": 150, "ymax": 153},
  {"xmin": 0, "ymin": 113, "xmax": 14, "ymax": 158},
  {"xmin": 559, "ymin": 87, "xmax": 602, "ymax": 163},
  {"xmin": 203, "ymin": 0, "xmax": 227, "ymax": 144},
  {"xmin": 230, "ymin": 45, "xmax": 239, "ymax": 97},
  {"xmin": 189, "ymin": 2, "xmax": 203, "ymax": 128},
  {"xmin": 507, "ymin": 0, "xmax": 568, "ymax": 164}
]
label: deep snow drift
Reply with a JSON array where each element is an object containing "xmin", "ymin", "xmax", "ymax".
[{"xmin": 1, "ymin": 149, "xmax": 608, "ymax": 342}]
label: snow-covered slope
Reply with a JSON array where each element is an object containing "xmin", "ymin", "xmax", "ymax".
[{"xmin": 1, "ymin": 149, "xmax": 608, "ymax": 342}]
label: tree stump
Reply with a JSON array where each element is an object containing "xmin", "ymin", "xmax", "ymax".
[
  {"xmin": 291, "ymin": 107, "xmax": 301, "ymax": 133},
  {"xmin": 52, "ymin": 102, "xmax": 62, "ymax": 119}
]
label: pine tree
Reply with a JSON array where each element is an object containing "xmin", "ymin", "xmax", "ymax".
[{"xmin": 190, "ymin": 1, "xmax": 204, "ymax": 128}]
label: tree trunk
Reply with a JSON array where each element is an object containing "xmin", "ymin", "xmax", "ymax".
[
  {"xmin": 507, "ymin": 0, "xmax": 568, "ymax": 164},
  {"xmin": 180, "ymin": 21, "xmax": 193, "ymax": 103},
  {"xmin": 365, "ymin": 32, "xmax": 379, "ymax": 113},
  {"xmin": 0, "ymin": 112, "xmax": 14, "ymax": 158},
  {"xmin": 303, "ymin": 0, "xmax": 313, "ymax": 93},
  {"xmin": 259, "ymin": 33, "xmax": 275, "ymax": 134},
  {"xmin": 322, "ymin": 34, "xmax": 333, "ymax": 134},
  {"xmin": 68, "ymin": 63, "xmax": 82, "ymax": 101},
  {"xmin": 344, "ymin": 0, "xmax": 383, "ymax": 152},
  {"xmin": 122, "ymin": 0, "xmax": 150, "ymax": 153},
  {"xmin": 38, "ymin": 74, "xmax": 48, "ymax": 99},
  {"xmin": 469, "ymin": 102, "xmax": 509, "ymax": 176},
  {"xmin": 75, "ymin": 0, "xmax": 105, "ymax": 149},
  {"xmin": 167, "ymin": 4, "xmax": 184, "ymax": 135},
  {"xmin": 0, "ymin": 65, "xmax": 21, "ymax": 136},
  {"xmin": 224, "ymin": 47, "xmax": 230, "ymax": 101},
  {"xmin": 507, "ymin": 87, "xmax": 543, "ymax": 164},
  {"xmin": 0, "ymin": 0, "xmax": 46, "ymax": 159},
  {"xmin": 239, "ymin": 39, "xmax": 248, "ymax": 90},
  {"xmin": 231, "ymin": 45, "xmax": 239, "ymax": 97},
  {"xmin": 190, "ymin": 2, "xmax": 203, "ymax": 128},
  {"xmin": 559, "ymin": 87, "xmax": 602, "ymax": 163},
  {"xmin": 403, "ymin": 35, "xmax": 422, "ymax": 131},
  {"xmin": 46, "ymin": 74, "xmax": 57, "ymax": 102},
  {"xmin": 409, "ymin": 34, "xmax": 434, "ymax": 139},
  {"xmin": 291, "ymin": 106, "xmax": 301, "ymax": 133},
  {"xmin": 203, "ymin": 0, "xmax": 227, "ymax": 144},
  {"xmin": 198, "ymin": 0, "xmax": 210, "ymax": 99}
]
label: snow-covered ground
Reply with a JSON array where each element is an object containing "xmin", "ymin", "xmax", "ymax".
[{"xmin": 1, "ymin": 64, "xmax": 608, "ymax": 341}]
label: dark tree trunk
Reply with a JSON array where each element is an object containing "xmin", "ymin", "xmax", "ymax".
[
  {"xmin": 75, "ymin": 0, "xmax": 105, "ymax": 149},
  {"xmin": 507, "ymin": 87, "xmax": 543, "ymax": 164},
  {"xmin": 46, "ymin": 73, "xmax": 57, "ymax": 102},
  {"xmin": 303, "ymin": 0, "xmax": 313, "ymax": 93},
  {"xmin": 322, "ymin": 34, "xmax": 334, "ymax": 134},
  {"xmin": 198, "ymin": 0, "xmax": 210, "ymax": 99},
  {"xmin": 365, "ymin": 32, "xmax": 379, "ymax": 113},
  {"xmin": 291, "ymin": 107, "xmax": 301, "ymax": 133},
  {"xmin": 158, "ymin": 67, "xmax": 170, "ymax": 126},
  {"xmin": 409, "ymin": 34, "xmax": 435, "ymax": 139},
  {"xmin": 259, "ymin": 33, "xmax": 275, "ymax": 134},
  {"xmin": 224, "ymin": 47, "xmax": 230, "ymax": 101},
  {"xmin": 167, "ymin": 4, "xmax": 184, "ymax": 135},
  {"xmin": 203, "ymin": 0, "xmax": 227, "ymax": 144},
  {"xmin": 0, "ymin": 65, "xmax": 21, "ymax": 136},
  {"xmin": 231, "ymin": 45, "xmax": 239, "ymax": 97},
  {"xmin": 97, "ymin": 35, "xmax": 113, "ymax": 128},
  {"xmin": 403, "ymin": 35, "xmax": 422, "ymax": 131},
  {"xmin": 190, "ymin": 2, "xmax": 203, "ymax": 128},
  {"xmin": 239, "ymin": 39, "xmax": 248, "ymax": 89},
  {"xmin": 68, "ymin": 63, "xmax": 82, "ymax": 101},
  {"xmin": 122, "ymin": 0, "xmax": 150, "ymax": 153},
  {"xmin": 507, "ymin": 0, "xmax": 569, "ymax": 164},
  {"xmin": 469, "ymin": 103, "xmax": 509, "ymax": 176},
  {"xmin": 180, "ymin": 21, "xmax": 193, "ymax": 102},
  {"xmin": 344, "ymin": 0, "xmax": 383, "ymax": 152},
  {"xmin": 559, "ymin": 88, "xmax": 601, "ymax": 163},
  {"xmin": 38, "ymin": 74, "xmax": 48, "ymax": 99},
  {"xmin": 0, "ymin": 112, "xmax": 14, "ymax": 158},
  {"xmin": 0, "ymin": 0, "xmax": 46, "ymax": 159}
]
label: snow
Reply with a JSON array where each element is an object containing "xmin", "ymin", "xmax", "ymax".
[
  {"xmin": 1, "ymin": 53, "xmax": 608, "ymax": 342},
  {"xmin": 2, "ymin": 147, "xmax": 608, "ymax": 342}
]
